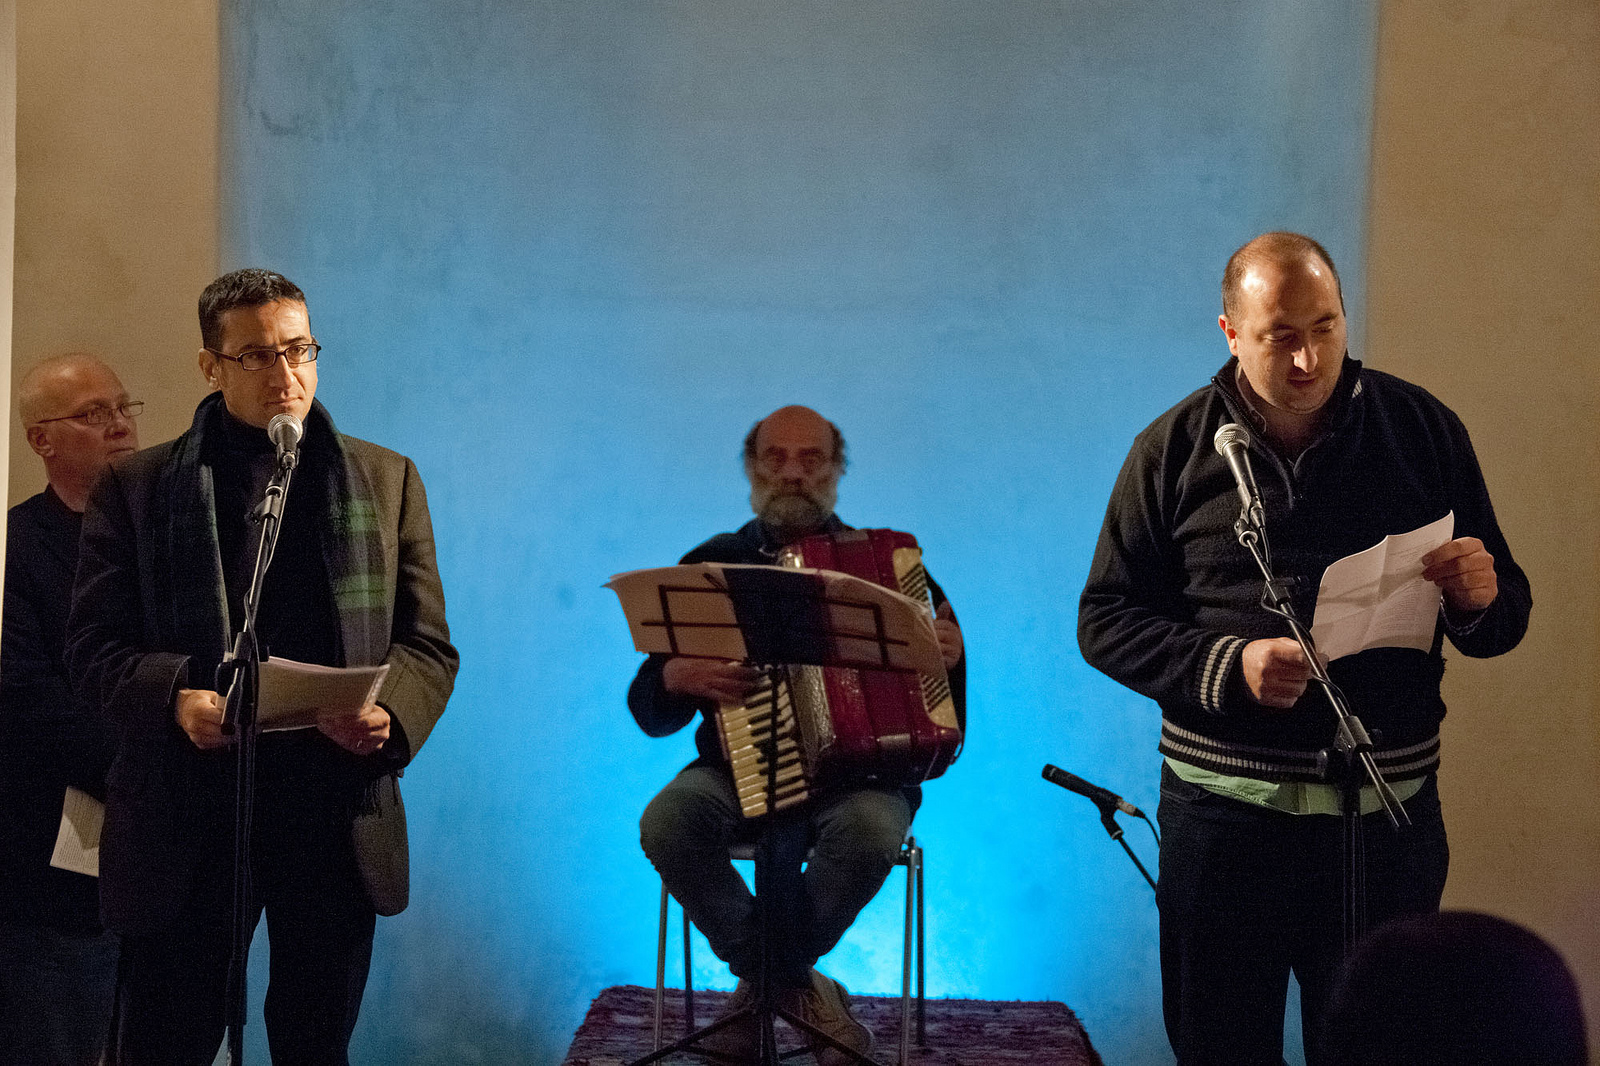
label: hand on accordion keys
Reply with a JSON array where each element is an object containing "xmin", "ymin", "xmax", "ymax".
[{"xmin": 662, "ymin": 657, "xmax": 764, "ymax": 704}]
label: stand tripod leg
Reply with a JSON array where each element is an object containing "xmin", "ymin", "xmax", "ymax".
[
  {"xmin": 916, "ymin": 845, "xmax": 925, "ymax": 1045},
  {"xmin": 653, "ymin": 886, "xmax": 668, "ymax": 1051}
]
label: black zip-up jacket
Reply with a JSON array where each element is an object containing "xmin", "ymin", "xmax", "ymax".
[{"xmin": 1078, "ymin": 357, "xmax": 1530, "ymax": 782}]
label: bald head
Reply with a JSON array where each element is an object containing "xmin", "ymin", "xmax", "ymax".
[
  {"xmin": 19, "ymin": 353, "xmax": 140, "ymax": 511},
  {"xmin": 743, "ymin": 406, "xmax": 847, "ymax": 543},
  {"xmin": 1222, "ymin": 232, "xmax": 1343, "ymax": 321},
  {"xmin": 743, "ymin": 406, "xmax": 846, "ymax": 474},
  {"xmin": 18, "ymin": 353, "xmax": 118, "ymax": 426}
]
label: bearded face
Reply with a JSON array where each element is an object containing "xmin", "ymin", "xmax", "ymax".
[
  {"xmin": 749, "ymin": 472, "xmax": 838, "ymax": 542},
  {"xmin": 744, "ymin": 405, "xmax": 845, "ymax": 543}
]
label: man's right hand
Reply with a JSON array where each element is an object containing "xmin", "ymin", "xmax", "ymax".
[
  {"xmin": 661, "ymin": 658, "xmax": 763, "ymax": 704},
  {"xmin": 1240, "ymin": 638, "xmax": 1314, "ymax": 709},
  {"xmin": 175, "ymin": 688, "xmax": 228, "ymax": 749}
]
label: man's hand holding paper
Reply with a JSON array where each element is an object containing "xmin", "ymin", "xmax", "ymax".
[
  {"xmin": 176, "ymin": 688, "xmax": 229, "ymax": 750},
  {"xmin": 1310, "ymin": 513, "xmax": 1464, "ymax": 663},
  {"xmin": 317, "ymin": 701, "xmax": 392, "ymax": 756},
  {"xmin": 1421, "ymin": 536, "xmax": 1499, "ymax": 615}
]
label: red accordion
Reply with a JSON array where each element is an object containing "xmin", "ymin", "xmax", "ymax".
[{"xmin": 716, "ymin": 528, "xmax": 963, "ymax": 818}]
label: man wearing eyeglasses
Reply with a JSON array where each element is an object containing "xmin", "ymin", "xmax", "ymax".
[
  {"xmin": 629, "ymin": 405, "xmax": 966, "ymax": 1064},
  {"xmin": 67, "ymin": 269, "xmax": 458, "ymax": 1064},
  {"xmin": 1, "ymin": 354, "xmax": 140, "ymax": 1065}
]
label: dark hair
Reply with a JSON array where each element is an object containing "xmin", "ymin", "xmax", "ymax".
[
  {"xmin": 741, "ymin": 413, "xmax": 848, "ymax": 475},
  {"xmin": 1321, "ymin": 910, "xmax": 1588, "ymax": 1066},
  {"xmin": 198, "ymin": 269, "xmax": 307, "ymax": 350},
  {"xmin": 1221, "ymin": 231, "xmax": 1343, "ymax": 320}
]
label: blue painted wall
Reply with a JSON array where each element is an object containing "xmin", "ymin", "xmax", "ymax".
[{"xmin": 221, "ymin": 2, "xmax": 1376, "ymax": 1062}]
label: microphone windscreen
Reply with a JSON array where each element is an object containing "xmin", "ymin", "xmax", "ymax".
[
  {"xmin": 267, "ymin": 413, "xmax": 303, "ymax": 451},
  {"xmin": 1214, "ymin": 422, "xmax": 1250, "ymax": 455}
]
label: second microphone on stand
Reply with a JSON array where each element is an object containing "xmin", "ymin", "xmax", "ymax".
[{"xmin": 1042, "ymin": 764, "xmax": 1144, "ymax": 819}]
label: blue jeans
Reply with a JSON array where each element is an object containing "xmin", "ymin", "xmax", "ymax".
[
  {"xmin": 640, "ymin": 765, "xmax": 912, "ymax": 986},
  {"xmin": 0, "ymin": 920, "xmax": 119, "ymax": 1066},
  {"xmin": 1156, "ymin": 765, "xmax": 1448, "ymax": 1066}
]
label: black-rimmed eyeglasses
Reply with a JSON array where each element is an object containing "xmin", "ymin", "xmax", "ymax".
[
  {"xmin": 203, "ymin": 341, "xmax": 321, "ymax": 372},
  {"xmin": 32, "ymin": 401, "xmax": 146, "ymax": 427}
]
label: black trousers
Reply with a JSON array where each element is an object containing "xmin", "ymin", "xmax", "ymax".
[
  {"xmin": 112, "ymin": 808, "xmax": 375, "ymax": 1066},
  {"xmin": 1156, "ymin": 765, "xmax": 1448, "ymax": 1066}
]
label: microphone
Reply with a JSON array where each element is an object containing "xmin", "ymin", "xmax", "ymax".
[
  {"xmin": 1213, "ymin": 423, "xmax": 1264, "ymax": 527},
  {"xmin": 267, "ymin": 413, "xmax": 303, "ymax": 469},
  {"xmin": 1041, "ymin": 764, "xmax": 1144, "ymax": 818}
]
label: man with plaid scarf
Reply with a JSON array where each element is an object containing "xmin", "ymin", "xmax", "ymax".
[{"xmin": 68, "ymin": 269, "xmax": 458, "ymax": 1065}]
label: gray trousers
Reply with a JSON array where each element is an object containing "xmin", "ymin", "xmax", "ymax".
[{"xmin": 640, "ymin": 765, "xmax": 912, "ymax": 987}]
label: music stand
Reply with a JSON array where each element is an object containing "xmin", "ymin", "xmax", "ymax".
[{"xmin": 608, "ymin": 563, "xmax": 943, "ymax": 1066}]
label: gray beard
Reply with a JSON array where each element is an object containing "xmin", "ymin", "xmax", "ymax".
[{"xmin": 751, "ymin": 485, "xmax": 836, "ymax": 543}]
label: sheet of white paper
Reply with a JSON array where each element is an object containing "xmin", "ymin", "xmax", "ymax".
[
  {"xmin": 50, "ymin": 786, "xmax": 104, "ymax": 878},
  {"xmin": 1310, "ymin": 512, "xmax": 1454, "ymax": 662},
  {"xmin": 254, "ymin": 656, "xmax": 390, "ymax": 732}
]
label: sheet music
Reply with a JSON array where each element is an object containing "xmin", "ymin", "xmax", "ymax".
[
  {"xmin": 1310, "ymin": 512, "xmax": 1454, "ymax": 662},
  {"xmin": 606, "ymin": 562, "xmax": 945, "ymax": 677},
  {"xmin": 50, "ymin": 787, "xmax": 104, "ymax": 878},
  {"xmin": 256, "ymin": 656, "xmax": 390, "ymax": 732}
]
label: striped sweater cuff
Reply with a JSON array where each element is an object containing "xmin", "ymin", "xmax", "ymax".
[{"xmin": 1197, "ymin": 635, "xmax": 1248, "ymax": 714}]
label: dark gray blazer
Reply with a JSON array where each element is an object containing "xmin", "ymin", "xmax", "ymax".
[{"xmin": 67, "ymin": 425, "xmax": 457, "ymax": 934}]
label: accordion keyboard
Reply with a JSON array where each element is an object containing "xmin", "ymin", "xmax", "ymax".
[{"xmin": 719, "ymin": 672, "xmax": 812, "ymax": 818}]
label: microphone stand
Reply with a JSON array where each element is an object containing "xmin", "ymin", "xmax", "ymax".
[
  {"xmin": 215, "ymin": 446, "xmax": 297, "ymax": 1065},
  {"xmin": 1094, "ymin": 806, "xmax": 1157, "ymax": 893},
  {"xmin": 1230, "ymin": 502, "xmax": 1408, "ymax": 955},
  {"xmin": 1040, "ymin": 765, "xmax": 1157, "ymax": 892},
  {"xmin": 1231, "ymin": 510, "xmax": 1408, "ymax": 828}
]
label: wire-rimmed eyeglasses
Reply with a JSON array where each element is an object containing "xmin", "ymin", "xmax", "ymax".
[{"xmin": 32, "ymin": 401, "xmax": 145, "ymax": 426}]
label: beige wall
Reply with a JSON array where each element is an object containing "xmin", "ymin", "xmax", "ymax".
[
  {"xmin": 6, "ymin": 0, "xmax": 218, "ymax": 506},
  {"xmin": 1, "ymin": 0, "xmax": 15, "ymax": 614},
  {"xmin": 1367, "ymin": 0, "xmax": 1600, "ymax": 1045}
]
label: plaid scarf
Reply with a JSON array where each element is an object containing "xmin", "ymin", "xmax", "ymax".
[{"xmin": 157, "ymin": 392, "xmax": 388, "ymax": 672}]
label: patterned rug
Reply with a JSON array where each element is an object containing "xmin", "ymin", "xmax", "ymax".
[{"xmin": 562, "ymin": 985, "xmax": 1104, "ymax": 1066}]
